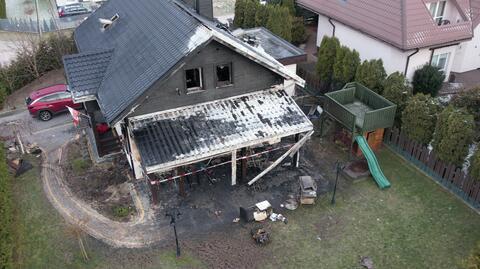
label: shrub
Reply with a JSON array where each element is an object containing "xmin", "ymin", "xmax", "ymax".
[
  {"xmin": 401, "ymin": 93, "xmax": 440, "ymax": 145},
  {"xmin": 291, "ymin": 17, "xmax": 307, "ymax": 45},
  {"xmin": 113, "ymin": 206, "xmax": 132, "ymax": 218},
  {"xmin": 452, "ymin": 87, "xmax": 480, "ymax": 123},
  {"xmin": 233, "ymin": 0, "xmax": 247, "ymax": 28},
  {"xmin": 281, "ymin": 0, "xmax": 295, "ymax": 15},
  {"xmin": 0, "ymin": 145, "xmax": 14, "ymax": 269},
  {"xmin": 432, "ymin": 106, "xmax": 475, "ymax": 166},
  {"xmin": 0, "ymin": 33, "xmax": 76, "ymax": 95},
  {"xmin": 316, "ymin": 35, "xmax": 339, "ymax": 90},
  {"xmin": 0, "ymin": 83, "xmax": 7, "ymax": 109},
  {"xmin": 243, "ymin": 0, "xmax": 258, "ymax": 28},
  {"xmin": 355, "ymin": 59, "xmax": 386, "ymax": 94},
  {"xmin": 470, "ymin": 149, "xmax": 480, "ymax": 181},
  {"xmin": 332, "ymin": 46, "xmax": 360, "ymax": 90},
  {"xmin": 382, "ymin": 72, "xmax": 412, "ymax": 121},
  {"xmin": 412, "ymin": 65, "xmax": 445, "ymax": 96},
  {"xmin": 266, "ymin": 5, "xmax": 292, "ymax": 42},
  {"xmin": 72, "ymin": 158, "xmax": 90, "ymax": 174},
  {"xmin": 0, "ymin": 0, "xmax": 5, "ymax": 19},
  {"xmin": 255, "ymin": 4, "xmax": 269, "ymax": 27}
]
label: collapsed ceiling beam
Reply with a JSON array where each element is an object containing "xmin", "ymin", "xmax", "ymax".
[{"xmin": 247, "ymin": 130, "xmax": 314, "ymax": 186}]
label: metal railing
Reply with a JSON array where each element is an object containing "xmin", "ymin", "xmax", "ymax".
[{"xmin": 0, "ymin": 16, "xmax": 83, "ymax": 33}]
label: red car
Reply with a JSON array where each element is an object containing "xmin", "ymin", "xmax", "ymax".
[{"xmin": 26, "ymin": 84, "xmax": 82, "ymax": 121}]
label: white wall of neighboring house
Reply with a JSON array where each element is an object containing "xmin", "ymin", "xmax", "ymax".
[
  {"xmin": 451, "ymin": 25, "xmax": 480, "ymax": 73},
  {"xmin": 316, "ymin": 15, "xmax": 457, "ymax": 82},
  {"xmin": 432, "ymin": 45, "xmax": 457, "ymax": 79},
  {"xmin": 404, "ymin": 48, "xmax": 431, "ymax": 80},
  {"xmin": 317, "ymin": 16, "xmax": 408, "ymax": 78}
]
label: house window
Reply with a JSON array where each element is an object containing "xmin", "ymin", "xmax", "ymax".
[
  {"xmin": 216, "ymin": 63, "xmax": 232, "ymax": 87},
  {"xmin": 431, "ymin": 52, "xmax": 450, "ymax": 71},
  {"xmin": 429, "ymin": 1, "xmax": 446, "ymax": 25},
  {"xmin": 185, "ymin": 67, "xmax": 203, "ymax": 92}
]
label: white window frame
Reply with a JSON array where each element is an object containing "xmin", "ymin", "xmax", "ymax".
[
  {"xmin": 431, "ymin": 52, "xmax": 450, "ymax": 71},
  {"xmin": 185, "ymin": 67, "xmax": 204, "ymax": 94},
  {"xmin": 428, "ymin": 1, "xmax": 446, "ymax": 24}
]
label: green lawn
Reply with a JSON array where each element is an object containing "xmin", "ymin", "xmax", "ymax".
[
  {"xmin": 8, "ymin": 149, "xmax": 480, "ymax": 268},
  {"xmin": 265, "ymin": 148, "xmax": 480, "ymax": 269},
  {"xmin": 11, "ymin": 156, "xmax": 204, "ymax": 269}
]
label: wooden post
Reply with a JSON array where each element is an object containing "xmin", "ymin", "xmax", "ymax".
[
  {"xmin": 177, "ymin": 168, "xmax": 186, "ymax": 197},
  {"xmin": 293, "ymin": 134, "xmax": 300, "ymax": 168},
  {"xmin": 231, "ymin": 150, "xmax": 237, "ymax": 186},
  {"xmin": 150, "ymin": 181, "xmax": 159, "ymax": 205},
  {"xmin": 241, "ymin": 147, "xmax": 247, "ymax": 182},
  {"xmin": 248, "ymin": 130, "xmax": 313, "ymax": 186}
]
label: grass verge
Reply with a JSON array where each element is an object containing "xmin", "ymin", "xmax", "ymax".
[
  {"xmin": 265, "ymin": 148, "xmax": 480, "ymax": 269},
  {"xmin": 0, "ymin": 145, "xmax": 14, "ymax": 269}
]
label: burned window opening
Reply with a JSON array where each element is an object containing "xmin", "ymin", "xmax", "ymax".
[
  {"xmin": 216, "ymin": 63, "xmax": 232, "ymax": 87},
  {"xmin": 185, "ymin": 68, "xmax": 203, "ymax": 92}
]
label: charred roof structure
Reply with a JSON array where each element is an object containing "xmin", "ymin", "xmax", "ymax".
[
  {"xmin": 64, "ymin": 0, "xmax": 304, "ymax": 125},
  {"xmin": 232, "ymin": 27, "xmax": 307, "ymax": 65},
  {"xmin": 63, "ymin": 0, "xmax": 313, "ymax": 189}
]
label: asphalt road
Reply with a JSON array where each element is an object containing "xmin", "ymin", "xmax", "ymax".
[{"xmin": 0, "ymin": 110, "xmax": 74, "ymax": 152}]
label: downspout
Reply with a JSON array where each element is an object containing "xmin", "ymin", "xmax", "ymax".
[
  {"xmin": 404, "ymin": 48, "xmax": 419, "ymax": 76},
  {"xmin": 328, "ymin": 18, "xmax": 336, "ymax": 37},
  {"xmin": 429, "ymin": 48, "xmax": 435, "ymax": 65}
]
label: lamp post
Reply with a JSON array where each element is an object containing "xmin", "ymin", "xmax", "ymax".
[
  {"xmin": 166, "ymin": 208, "xmax": 182, "ymax": 257},
  {"xmin": 331, "ymin": 161, "xmax": 345, "ymax": 205}
]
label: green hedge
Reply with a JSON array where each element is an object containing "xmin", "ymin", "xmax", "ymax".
[
  {"xmin": 0, "ymin": 33, "xmax": 77, "ymax": 108},
  {"xmin": 0, "ymin": 145, "xmax": 13, "ymax": 269},
  {"xmin": 0, "ymin": 0, "xmax": 6, "ymax": 19}
]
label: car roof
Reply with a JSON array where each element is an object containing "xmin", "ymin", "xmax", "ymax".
[{"xmin": 29, "ymin": 84, "xmax": 67, "ymax": 100}]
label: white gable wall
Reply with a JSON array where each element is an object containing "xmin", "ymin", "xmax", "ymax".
[
  {"xmin": 451, "ymin": 25, "xmax": 480, "ymax": 73},
  {"xmin": 316, "ymin": 15, "xmax": 457, "ymax": 82}
]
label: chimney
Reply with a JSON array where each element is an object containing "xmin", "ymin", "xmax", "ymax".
[{"xmin": 181, "ymin": 0, "xmax": 213, "ymax": 20}]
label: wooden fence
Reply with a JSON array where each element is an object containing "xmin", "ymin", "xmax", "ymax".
[
  {"xmin": 296, "ymin": 64, "xmax": 330, "ymax": 96},
  {"xmin": 384, "ymin": 128, "xmax": 480, "ymax": 209}
]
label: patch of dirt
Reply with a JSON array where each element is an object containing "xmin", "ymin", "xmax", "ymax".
[
  {"xmin": 62, "ymin": 137, "xmax": 135, "ymax": 222},
  {"xmin": 2, "ymin": 69, "xmax": 66, "ymax": 112},
  {"xmin": 186, "ymin": 225, "xmax": 275, "ymax": 269},
  {"xmin": 348, "ymin": 160, "xmax": 369, "ymax": 173}
]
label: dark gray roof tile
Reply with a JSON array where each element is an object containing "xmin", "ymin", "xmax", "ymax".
[{"xmin": 63, "ymin": 49, "xmax": 114, "ymax": 100}]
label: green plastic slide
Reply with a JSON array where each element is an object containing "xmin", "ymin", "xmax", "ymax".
[{"xmin": 354, "ymin": 136, "xmax": 391, "ymax": 189}]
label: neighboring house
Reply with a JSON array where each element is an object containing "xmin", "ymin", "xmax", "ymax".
[
  {"xmin": 450, "ymin": 0, "xmax": 480, "ymax": 74},
  {"xmin": 297, "ymin": 0, "xmax": 474, "ymax": 81},
  {"xmin": 232, "ymin": 27, "xmax": 308, "ymax": 95},
  {"xmin": 62, "ymin": 0, "xmax": 313, "ymax": 184}
]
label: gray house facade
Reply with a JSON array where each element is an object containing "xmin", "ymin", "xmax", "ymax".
[{"xmin": 63, "ymin": 0, "xmax": 313, "ymax": 187}]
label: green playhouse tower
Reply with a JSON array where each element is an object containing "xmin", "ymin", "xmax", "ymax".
[{"xmin": 323, "ymin": 82, "xmax": 397, "ymax": 189}]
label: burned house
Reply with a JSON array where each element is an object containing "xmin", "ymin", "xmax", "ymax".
[{"xmin": 63, "ymin": 0, "xmax": 313, "ymax": 188}]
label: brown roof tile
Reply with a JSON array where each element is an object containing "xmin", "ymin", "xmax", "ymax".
[
  {"xmin": 472, "ymin": 0, "xmax": 480, "ymax": 27},
  {"xmin": 298, "ymin": 0, "xmax": 473, "ymax": 49}
]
